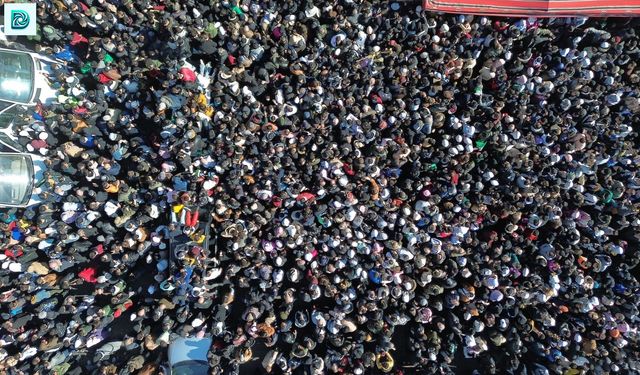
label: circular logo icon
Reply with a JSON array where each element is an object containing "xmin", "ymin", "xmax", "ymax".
[{"xmin": 11, "ymin": 10, "xmax": 30, "ymax": 30}]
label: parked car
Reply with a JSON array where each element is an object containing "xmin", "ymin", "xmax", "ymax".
[
  {"xmin": 165, "ymin": 337, "xmax": 212, "ymax": 375},
  {"xmin": 0, "ymin": 152, "xmax": 45, "ymax": 207},
  {"xmin": 0, "ymin": 46, "xmax": 56, "ymax": 207},
  {"xmin": 0, "ymin": 114, "xmax": 46, "ymax": 208},
  {"xmin": 0, "ymin": 46, "xmax": 58, "ymax": 110},
  {"xmin": 0, "ymin": 118, "xmax": 45, "ymax": 208}
]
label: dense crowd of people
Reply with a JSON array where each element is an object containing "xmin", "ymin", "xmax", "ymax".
[{"xmin": 1, "ymin": 0, "xmax": 640, "ymax": 374}]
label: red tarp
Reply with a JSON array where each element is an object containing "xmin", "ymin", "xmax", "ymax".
[{"xmin": 422, "ymin": 0, "xmax": 640, "ymax": 17}]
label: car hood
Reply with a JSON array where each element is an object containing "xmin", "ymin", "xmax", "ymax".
[{"xmin": 168, "ymin": 337, "xmax": 212, "ymax": 366}]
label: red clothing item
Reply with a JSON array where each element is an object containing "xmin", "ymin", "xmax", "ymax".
[
  {"xmin": 494, "ymin": 21, "xmax": 509, "ymax": 31},
  {"xmin": 179, "ymin": 67, "xmax": 197, "ymax": 82},
  {"xmin": 30, "ymin": 140, "xmax": 47, "ymax": 150},
  {"xmin": 94, "ymin": 244, "xmax": 104, "ymax": 255},
  {"xmin": 114, "ymin": 300, "xmax": 134, "ymax": 318},
  {"xmin": 5, "ymin": 248, "xmax": 23, "ymax": 258},
  {"xmin": 451, "ymin": 171, "xmax": 459, "ymax": 185},
  {"xmin": 97, "ymin": 73, "xmax": 112, "ymax": 84},
  {"xmin": 79, "ymin": 267, "xmax": 98, "ymax": 283},
  {"xmin": 272, "ymin": 196, "xmax": 283, "ymax": 207},
  {"xmin": 73, "ymin": 106, "xmax": 88, "ymax": 115},
  {"xmin": 71, "ymin": 32, "xmax": 89, "ymax": 46},
  {"xmin": 343, "ymin": 163, "xmax": 355, "ymax": 176},
  {"xmin": 296, "ymin": 192, "xmax": 316, "ymax": 202}
]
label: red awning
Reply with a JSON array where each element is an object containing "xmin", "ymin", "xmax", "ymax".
[{"xmin": 422, "ymin": 0, "xmax": 640, "ymax": 17}]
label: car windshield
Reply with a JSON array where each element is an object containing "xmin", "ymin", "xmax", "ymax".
[
  {"xmin": 0, "ymin": 51, "xmax": 34, "ymax": 103},
  {"xmin": 0, "ymin": 133, "xmax": 22, "ymax": 152},
  {"xmin": 0, "ymin": 154, "xmax": 33, "ymax": 205},
  {"xmin": 171, "ymin": 361, "xmax": 209, "ymax": 375},
  {"xmin": 0, "ymin": 102, "xmax": 18, "ymax": 130}
]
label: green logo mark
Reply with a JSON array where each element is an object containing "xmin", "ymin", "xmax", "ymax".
[{"xmin": 11, "ymin": 10, "xmax": 30, "ymax": 30}]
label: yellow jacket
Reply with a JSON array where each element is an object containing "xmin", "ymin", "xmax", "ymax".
[{"xmin": 376, "ymin": 352, "xmax": 394, "ymax": 373}]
